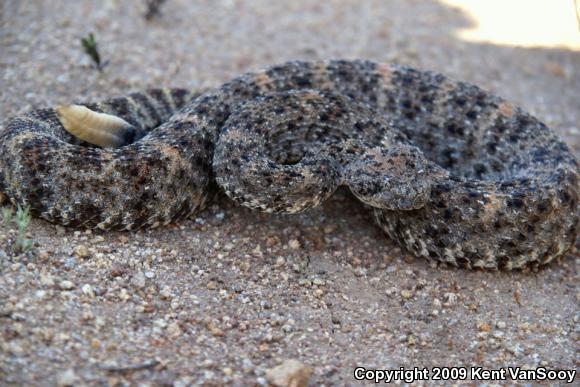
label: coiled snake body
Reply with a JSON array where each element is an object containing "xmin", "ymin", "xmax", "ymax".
[{"xmin": 0, "ymin": 60, "xmax": 578, "ymax": 269}]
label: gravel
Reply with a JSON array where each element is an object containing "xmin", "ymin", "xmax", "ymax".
[{"xmin": 0, "ymin": 0, "xmax": 578, "ymax": 385}]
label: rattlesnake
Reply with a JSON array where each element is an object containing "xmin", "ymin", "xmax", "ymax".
[{"xmin": 0, "ymin": 60, "xmax": 578, "ymax": 269}]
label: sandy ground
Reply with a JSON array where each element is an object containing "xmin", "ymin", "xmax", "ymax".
[{"xmin": 0, "ymin": 1, "xmax": 578, "ymax": 385}]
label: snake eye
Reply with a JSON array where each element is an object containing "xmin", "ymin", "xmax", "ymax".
[{"xmin": 56, "ymin": 104, "xmax": 136, "ymax": 148}]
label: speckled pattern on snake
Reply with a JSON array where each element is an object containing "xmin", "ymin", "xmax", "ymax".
[{"xmin": 0, "ymin": 60, "xmax": 578, "ymax": 269}]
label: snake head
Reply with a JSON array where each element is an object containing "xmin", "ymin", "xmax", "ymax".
[{"xmin": 344, "ymin": 144, "xmax": 432, "ymax": 210}]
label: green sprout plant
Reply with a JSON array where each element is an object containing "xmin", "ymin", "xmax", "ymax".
[
  {"xmin": 2, "ymin": 206, "xmax": 13, "ymax": 228},
  {"xmin": 81, "ymin": 33, "xmax": 108, "ymax": 71},
  {"xmin": 14, "ymin": 205, "xmax": 33, "ymax": 253},
  {"xmin": 2, "ymin": 205, "xmax": 33, "ymax": 254}
]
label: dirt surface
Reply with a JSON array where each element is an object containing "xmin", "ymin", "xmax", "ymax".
[{"xmin": 0, "ymin": 1, "xmax": 578, "ymax": 385}]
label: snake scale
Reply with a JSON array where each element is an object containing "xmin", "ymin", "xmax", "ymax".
[{"xmin": 0, "ymin": 60, "xmax": 578, "ymax": 269}]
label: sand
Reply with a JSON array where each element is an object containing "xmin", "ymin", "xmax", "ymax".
[{"xmin": 0, "ymin": 1, "xmax": 578, "ymax": 385}]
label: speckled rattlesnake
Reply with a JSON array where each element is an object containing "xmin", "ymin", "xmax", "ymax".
[{"xmin": 0, "ymin": 60, "xmax": 578, "ymax": 269}]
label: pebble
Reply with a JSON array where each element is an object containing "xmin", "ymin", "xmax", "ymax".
[
  {"xmin": 59, "ymin": 280, "xmax": 75, "ymax": 290},
  {"xmin": 40, "ymin": 272, "xmax": 55, "ymax": 286},
  {"xmin": 119, "ymin": 288, "xmax": 130, "ymax": 301},
  {"xmin": 208, "ymin": 322, "xmax": 224, "ymax": 337},
  {"xmin": 160, "ymin": 286, "xmax": 173, "ymax": 300},
  {"xmin": 544, "ymin": 62, "xmax": 565, "ymax": 77},
  {"xmin": 288, "ymin": 239, "xmax": 301, "ymax": 250},
  {"xmin": 74, "ymin": 245, "xmax": 90, "ymax": 258},
  {"xmin": 265, "ymin": 359, "xmax": 313, "ymax": 387},
  {"xmin": 91, "ymin": 236, "xmax": 105, "ymax": 243},
  {"xmin": 207, "ymin": 281, "xmax": 218, "ymax": 290},
  {"xmin": 56, "ymin": 368, "xmax": 78, "ymax": 386},
  {"xmin": 479, "ymin": 323, "xmax": 492, "ymax": 333},
  {"xmin": 312, "ymin": 278, "xmax": 325, "ymax": 286},
  {"xmin": 266, "ymin": 236, "xmax": 280, "ymax": 247},
  {"xmin": 131, "ymin": 272, "xmax": 147, "ymax": 289},
  {"xmin": 81, "ymin": 284, "xmax": 94, "ymax": 298},
  {"xmin": 167, "ymin": 322, "xmax": 182, "ymax": 337},
  {"xmin": 274, "ymin": 256, "xmax": 286, "ymax": 267},
  {"xmin": 443, "ymin": 292, "xmax": 458, "ymax": 306},
  {"xmin": 90, "ymin": 338, "xmax": 101, "ymax": 350}
]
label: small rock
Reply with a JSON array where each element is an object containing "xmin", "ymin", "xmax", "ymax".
[
  {"xmin": 59, "ymin": 280, "xmax": 75, "ymax": 290},
  {"xmin": 288, "ymin": 239, "xmax": 301, "ymax": 250},
  {"xmin": 208, "ymin": 323, "xmax": 224, "ymax": 337},
  {"xmin": 242, "ymin": 358, "xmax": 254, "ymax": 372},
  {"xmin": 265, "ymin": 359, "xmax": 313, "ymax": 387},
  {"xmin": 324, "ymin": 224, "xmax": 337, "ymax": 234},
  {"xmin": 160, "ymin": 286, "xmax": 173, "ymax": 300},
  {"xmin": 443, "ymin": 292, "xmax": 458, "ymax": 306},
  {"xmin": 274, "ymin": 256, "xmax": 286, "ymax": 267},
  {"xmin": 81, "ymin": 284, "xmax": 95, "ymax": 298},
  {"xmin": 167, "ymin": 321, "xmax": 182, "ymax": 337},
  {"xmin": 40, "ymin": 272, "xmax": 55, "ymax": 286},
  {"xmin": 74, "ymin": 245, "xmax": 90, "ymax": 258},
  {"xmin": 544, "ymin": 62, "xmax": 565, "ymax": 77},
  {"xmin": 479, "ymin": 323, "xmax": 492, "ymax": 332},
  {"xmin": 109, "ymin": 264, "xmax": 126, "ymax": 278},
  {"xmin": 90, "ymin": 338, "xmax": 101, "ymax": 350},
  {"xmin": 131, "ymin": 272, "xmax": 147, "ymax": 289},
  {"xmin": 82, "ymin": 310, "xmax": 94, "ymax": 321},
  {"xmin": 119, "ymin": 288, "xmax": 130, "ymax": 301},
  {"xmin": 312, "ymin": 278, "xmax": 325, "ymax": 286},
  {"xmin": 207, "ymin": 281, "xmax": 218, "ymax": 290},
  {"xmin": 63, "ymin": 257, "xmax": 78, "ymax": 270},
  {"xmin": 266, "ymin": 236, "xmax": 280, "ymax": 247},
  {"xmin": 353, "ymin": 268, "xmax": 366, "ymax": 277},
  {"xmin": 56, "ymin": 368, "xmax": 78, "ymax": 386}
]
